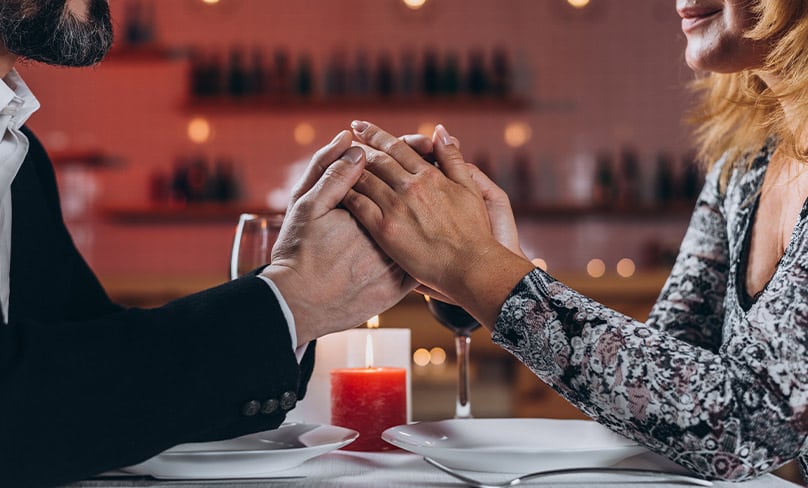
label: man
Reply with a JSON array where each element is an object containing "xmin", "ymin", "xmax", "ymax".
[{"xmin": 0, "ymin": 1, "xmax": 413, "ymax": 486}]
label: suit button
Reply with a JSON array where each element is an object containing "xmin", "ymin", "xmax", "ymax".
[
  {"xmin": 241, "ymin": 400, "xmax": 261, "ymax": 416},
  {"xmin": 280, "ymin": 391, "xmax": 297, "ymax": 411},
  {"xmin": 261, "ymin": 398, "xmax": 279, "ymax": 415}
]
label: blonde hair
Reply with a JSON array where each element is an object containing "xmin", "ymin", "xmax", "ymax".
[{"xmin": 689, "ymin": 0, "xmax": 808, "ymax": 183}]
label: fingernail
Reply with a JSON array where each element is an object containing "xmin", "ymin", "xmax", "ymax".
[
  {"xmin": 351, "ymin": 120, "xmax": 369, "ymax": 133},
  {"xmin": 342, "ymin": 146, "xmax": 364, "ymax": 164},
  {"xmin": 435, "ymin": 124, "xmax": 455, "ymax": 147},
  {"xmin": 330, "ymin": 131, "xmax": 346, "ymax": 144}
]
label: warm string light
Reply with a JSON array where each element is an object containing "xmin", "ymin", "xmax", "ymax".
[
  {"xmin": 412, "ymin": 347, "xmax": 447, "ymax": 366},
  {"xmin": 187, "ymin": 117, "xmax": 211, "ymax": 144},
  {"xmin": 567, "ymin": 0, "xmax": 590, "ymax": 8},
  {"xmin": 616, "ymin": 258, "xmax": 636, "ymax": 278},
  {"xmin": 293, "ymin": 122, "xmax": 315, "ymax": 146},
  {"xmin": 586, "ymin": 258, "xmax": 606, "ymax": 278},
  {"xmin": 403, "ymin": 0, "xmax": 428, "ymax": 10},
  {"xmin": 504, "ymin": 121, "xmax": 532, "ymax": 148}
]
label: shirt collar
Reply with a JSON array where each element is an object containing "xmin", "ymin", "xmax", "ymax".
[{"xmin": 0, "ymin": 69, "xmax": 40, "ymax": 131}]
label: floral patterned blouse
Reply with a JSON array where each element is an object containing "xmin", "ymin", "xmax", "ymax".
[{"xmin": 492, "ymin": 141, "xmax": 808, "ymax": 481}]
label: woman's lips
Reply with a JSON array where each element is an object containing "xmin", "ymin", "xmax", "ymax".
[{"xmin": 679, "ymin": 7, "xmax": 722, "ymax": 33}]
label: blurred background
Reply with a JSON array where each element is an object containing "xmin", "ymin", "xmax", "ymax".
[{"xmin": 18, "ymin": 0, "xmax": 802, "ymax": 482}]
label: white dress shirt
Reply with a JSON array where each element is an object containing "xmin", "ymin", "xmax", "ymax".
[
  {"xmin": 0, "ymin": 71, "xmax": 307, "ymax": 362},
  {"xmin": 0, "ymin": 70, "xmax": 40, "ymax": 323}
]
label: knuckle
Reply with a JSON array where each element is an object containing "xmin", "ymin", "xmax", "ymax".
[
  {"xmin": 385, "ymin": 139, "xmax": 408, "ymax": 157},
  {"xmin": 364, "ymin": 149, "xmax": 388, "ymax": 167},
  {"xmin": 293, "ymin": 198, "xmax": 316, "ymax": 217}
]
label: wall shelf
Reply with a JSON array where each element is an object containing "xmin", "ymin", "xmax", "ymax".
[
  {"xmin": 512, "ymin": 202, "xmax": 694, "ymax": 220},
  {"xmin": 181, "ymin": 95, "xmax": 563, "ymax": 114},
  {"xmin": 99, "ymin": 202, "xmax": 691, "ymax": 225},
  {"xmin": 100, "ymin": 204, "xmax": 282, "ymax": 224},
  {"xmin": 102, "ymin": 44, "xmax": 187, "ymax": 63}
]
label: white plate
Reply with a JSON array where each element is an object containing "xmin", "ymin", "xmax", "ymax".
[
  {"xmin": 124, "ymin": 423, "xmax": 358, "ymax": 479},
  {"xmin": 382, "ymin": 418, "xmax": 647, "ymax": 473}
]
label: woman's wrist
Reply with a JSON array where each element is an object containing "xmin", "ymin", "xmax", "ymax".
[{"xmin": 448, "ymin": 243, "xmax": 536, "ymax": 330}]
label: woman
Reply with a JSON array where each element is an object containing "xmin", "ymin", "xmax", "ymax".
[{"xmin": 342, "ymin": 0, "xmax": 808, "ymax": 482}]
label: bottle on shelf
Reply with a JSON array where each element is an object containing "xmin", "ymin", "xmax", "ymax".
[
  {"xmin": 211, "ymin": 157, "xmax": 241, "ymax": 203},
  {"xmin": 593, "ymin": 151, "xmax": 616, "ymax": 208},
  {"xmin": 295, "ymin": 53, "xmax": 315, "ymax": 98},
  {"xmin": 398, "ymin": 50, "xmax": 417, "ymax": 98},
  {"xmin": 185, "ymin": 155, "xmax": 211, "ymax": 203},
  {"xmin": 123, "ymin": 0, "xmax": 144, "ymax": 46},
  {"xmin": 324, "ymin": 49, "xmax": 348, "ymax": 98},
  {"xmin": 680, "ymin": 151, "xmax": 702, "ymax": 203},
  {"xmin": 375, "ymin": 51, "xmax": 395, "ymax": 98},
  {"xmin": 272, "ymin": 48, "xmax": 292, "ymax": 100},
  {"xmin": 441, "ymin": 51, "xmax": 461, "ymax": 96},
  {"xmin": 421, "ymin": 48, "xmax": 441, "ymax": 97},
  {"xmin": 200, "ymin": 50, "xmax": 225, "ymax": 98},
  {"xmin": 653, "ymin": 151, "xmax": 675, "ymax": 206},
  {"xmin": 227, "ymin": 46, "xmax": 248, "ymax": 97},
  {"xmin": 247, "ymin": 47, "xmax": 268, "ymax": 97},
  {"xmin": 351, "ymin": 50, "xmax": 372, "ymax": 98},
  {"xmin": 188, "ymin": 48, "xmax": 208, "ymax": 98},
  {"xmin": 466, "ymin": 49, "xmax": 489, "ymax": 96},
  {"xmin": 617, "ymin": 146, "xmax": 641, "ymax": 208},
  {"xmin": 490, "ymin": 47, "xmax": 513, "ymax": 97}
]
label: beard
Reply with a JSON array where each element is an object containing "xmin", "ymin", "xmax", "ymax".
[{"xmin": 0, "ymin": 0, "xmax": 113, "ymax": 67}]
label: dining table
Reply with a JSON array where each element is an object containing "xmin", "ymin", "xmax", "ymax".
[{"xmin": 67, "ymin": 450, "xmax": 803, "ymax": 488}]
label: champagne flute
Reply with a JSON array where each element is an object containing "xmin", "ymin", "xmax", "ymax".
[
  {"xmin": 229, "ymin": 213, "xmax": 284, "ymax": 280},
  {"xmin": 425, "ymin": 296, "xmax": 481, "ymax": 419}
]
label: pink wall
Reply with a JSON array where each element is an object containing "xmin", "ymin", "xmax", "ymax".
[{"xmin": 15, "ymin": 0, "xmax": 694, "ymax": 277}]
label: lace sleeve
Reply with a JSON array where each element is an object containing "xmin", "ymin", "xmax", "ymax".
[{"xmin": 491, "ymin": 161, "xmax": 808, "ymax": 481}]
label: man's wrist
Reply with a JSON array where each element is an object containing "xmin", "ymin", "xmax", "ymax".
[{"xmin": 260, "ymin": 265, "xmax": 315, "ymax": 346}]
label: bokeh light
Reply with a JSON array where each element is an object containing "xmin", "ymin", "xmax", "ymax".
[
  {"xmin": 403, "ymin": 0, "xmax": 428, "ymax": 10},
  {"xmin": 294, "ymin": 122, "xmax": 316, "ymax": 146},
  {"xmin": 429, "ymin": 347, "xmax": 447, "ymax": 365},
  {"xmin": 616, "ymin": 258, "xmax": 636, "ymax": 278},
  {"xmin": 504, "ymin": 121, "xmax": 532, "ymax": 148},
  {"xmin": 187, "ymin": 117, "xmax": 211, "ymax": 144},
  {"xmin": 413, "ymin": 348, "xmax": 431, "ymax": 367},
  {"xmin": 567, "ymin": 0, "xmax": 590, "ymax": 8},
  {"xmin": 586, "ymin": 258, "xmax": 606, "ymax": 278}
]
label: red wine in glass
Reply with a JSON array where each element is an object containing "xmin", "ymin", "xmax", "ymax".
[{"xmin": 425, "ymin": 298, "xmax": 480, "ymax": 418}]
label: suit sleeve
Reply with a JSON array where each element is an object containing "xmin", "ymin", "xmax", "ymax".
[{"xmin": 0, "ymin": 276, "xmax": 316, "ymax": 488}]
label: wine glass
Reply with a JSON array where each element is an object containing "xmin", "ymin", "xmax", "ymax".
[
  {"xmin": 229, "ymin": 213, "xmax": 284, "ymax": 280},
  {"xmin": 425, "ymin": 296, "xmax": 481, "ymax": 419}
]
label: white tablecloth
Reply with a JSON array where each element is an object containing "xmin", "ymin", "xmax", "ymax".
[{"xmin": 69, "ymin": 451, "xmax": 802, "ymax": 488}]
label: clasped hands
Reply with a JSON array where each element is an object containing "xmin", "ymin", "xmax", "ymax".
[{"xmin": 262, "ymin": 121, "xmax": 535, "ymax": 346}]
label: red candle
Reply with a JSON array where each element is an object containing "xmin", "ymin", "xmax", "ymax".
[{"xmin": 330, "ymin": 367, "xmax": 407, "ymax": 451}]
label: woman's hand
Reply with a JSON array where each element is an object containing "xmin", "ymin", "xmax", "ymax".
[
  {"xmin": 343, "ymin": 121, "xmax": 534, "ymax": 328},
  {"xmin": 394, "ymin": 132, "xmax": 529, "ymax": 302}
]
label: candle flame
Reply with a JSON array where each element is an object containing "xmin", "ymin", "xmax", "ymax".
[
  {"xmin": 367, "ymin": 315, "xmax": 380, "ymax": 329},
  {"xmin": 365, "ymin": 333, "xmax": 374, "ymax": 368}
]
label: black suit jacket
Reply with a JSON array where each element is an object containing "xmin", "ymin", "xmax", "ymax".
[{"xmin": 0, "ymin": 128, "xmax": 315, "ymax": 487}]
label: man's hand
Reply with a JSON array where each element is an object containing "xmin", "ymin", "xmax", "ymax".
[{"xmin": 261, "ymin": 130, "xmax": 415, "ymax": 345}]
